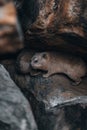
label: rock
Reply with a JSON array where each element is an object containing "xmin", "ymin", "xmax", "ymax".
[
  {"xmin": 1, "ymin": 59, "xmax": 87, "ymax": 130},
  {"xmin": 15, "ymin": 75, "xmax": 87, "ymax": 130},
  {"xmin": 0, "ymin": 1, "xmax": 23, "ymax": 54},
  {"xmin": 19, "ymin": 0, "xmax": 87, "ymax": 56},
  {"xmin": 0, "ymin": 64, "xmax": 38, "ymax": 130}
]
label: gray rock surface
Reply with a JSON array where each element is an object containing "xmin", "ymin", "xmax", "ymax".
[{"xmin": 0, "ymin": 64, "xmax": 38, "ymax": 130}]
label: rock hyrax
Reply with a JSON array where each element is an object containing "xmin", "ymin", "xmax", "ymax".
[{"xmin": 30, "ymin": 52, "xmax": 87, "ymax": 85}]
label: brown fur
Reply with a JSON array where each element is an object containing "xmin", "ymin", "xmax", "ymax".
[
  {"xmin": 16, "ymin": 50, "xmax": 41, "ymax": 76},
  {"xmin": 31, "ymin": 52, "xmax": 87, "ymax": 85}
]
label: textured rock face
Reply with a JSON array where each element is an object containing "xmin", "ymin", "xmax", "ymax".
[
  {"xmin": 13, "ymin": 73, "xmax": 87, "ymax": 130},
  {"xmin": 1, "ymin": 58, "xmax": 87, "ymax": 130},
  {"xmin": 18, "ymin": 0, "xmax": 87, "ymax": 55},
  {"xmin": 0, "ymin": 65, "xmax": 38, "ymax": 130}
]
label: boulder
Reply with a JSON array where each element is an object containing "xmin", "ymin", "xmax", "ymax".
[
  {"xmin": 15, "ymin": 73, "xmax": 87, "ymax": 130},
  {"xmin": 1, "ymin": 58, "xmax": 87, "ymax": 130},
  {"xmin": 0, "ymin": 64, "xmax": 38, "ymax": 130},
  {"xmin": 19, "ymin": 0, "xmax": 87, "ymax": 56}
]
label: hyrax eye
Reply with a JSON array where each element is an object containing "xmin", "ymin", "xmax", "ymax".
[{"xmin": 34, "ymin": 59, "xmax": 38, "ymax": 63}]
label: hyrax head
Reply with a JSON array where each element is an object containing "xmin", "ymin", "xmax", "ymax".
[{"xmin": 31, "ymin": 52, "xmax": 49, "ymax": 71}]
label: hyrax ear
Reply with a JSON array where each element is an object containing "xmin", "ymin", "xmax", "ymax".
[{"xmin": 42, "ymin": 53, "xmax": 48, "ymax": 59}]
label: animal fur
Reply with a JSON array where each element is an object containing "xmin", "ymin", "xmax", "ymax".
[
  {"xmin": 30, "ymin": 52, "xmax": 87, "ymax": 85},
  {"xmin": 16, "ymin": 50, "xmax": 41, "ymax": 76}
]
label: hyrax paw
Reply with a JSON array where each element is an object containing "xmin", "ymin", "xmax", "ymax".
[
  {"xmin": 71, "ymin": 79, "xmax": 81, "ymax": 86},
  {"xmin": 30, "ymin": 71, "xmax": 41, "ymax": 76}
]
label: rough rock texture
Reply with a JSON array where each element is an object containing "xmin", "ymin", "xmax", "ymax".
[
  {"xmin": 13, "ymin": 73, "xmax": 87, "ymax": 130},
  {"xmin": 18, "ymin": 0, "xmax": 87, "ymax": 56},
  {"xmin": 0, "ymin": 1, "xmax": 23, "ymax": 54},
  {"xmin": 1, "ymin": 58, "xmax": 87, "ymax": 130},
  {"xmin": 0, "ymin": 64, "xmax": 38, "ymax": 130}
]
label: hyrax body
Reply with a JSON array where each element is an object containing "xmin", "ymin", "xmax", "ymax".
[{"xmin": 30, "ymin": 52, "xmax": 87, "ymax": 85}]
